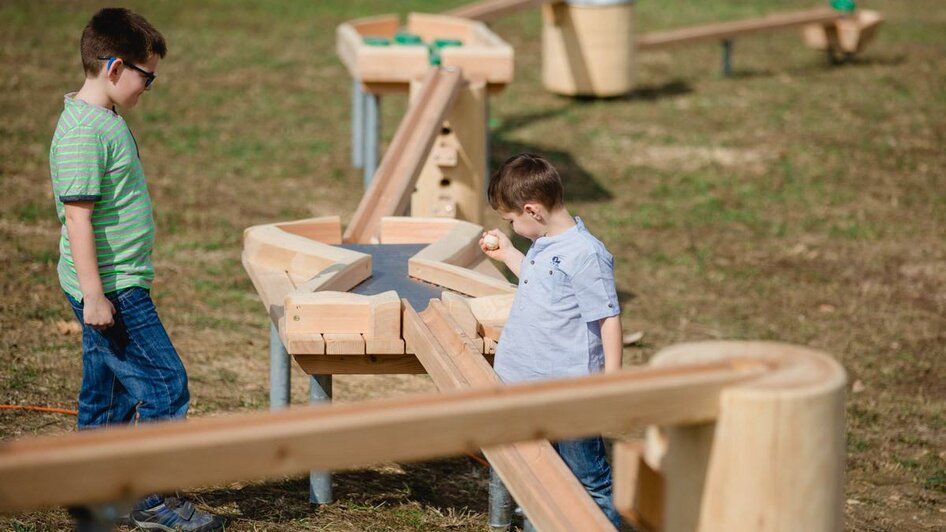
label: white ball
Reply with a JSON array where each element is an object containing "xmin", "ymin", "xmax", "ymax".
[{"xmin": 484, "ymin": 234, "xmax": 500, "ymax": 251}]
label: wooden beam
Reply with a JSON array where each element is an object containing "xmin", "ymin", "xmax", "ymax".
[
  {"xmin": 343, "ymin": 68, "xmax": 463, "ymax": 244},
  {"xmin": 446, "ymin": 0, "xmax": 556, "ymax": 23},
  {"xmin": 0, "ymin": 349, "xmax": 765, "ymax": 512},
  {"xmin": 636, "ymin": 7, "xmax": 843, "ymax": 51}
]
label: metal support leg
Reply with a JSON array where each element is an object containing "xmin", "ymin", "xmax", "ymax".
[
  {"xmin": 721, "ymin": 39, "xmax": 733, "ymax": 77},
  {"xmin": 363, "ymin": 92, "xmax": 380, "ymax": 188},
  {"xmin": 269, "ymin": 324, "xmax": 290, "ymax": 410},
  {"xmin": 308, "ymin": 374, "xmax": 333, "ymax": 504},
  {"xmin": 522, "ymin": 517, "xmax": 537, "ymax": 532},
  {"xmin": 351, "ymin": 79, "xmax": 365, "ymax": 169},
  {"xmin": 488, "ymin": 468, "xmax": 513, "ymax": 531}
]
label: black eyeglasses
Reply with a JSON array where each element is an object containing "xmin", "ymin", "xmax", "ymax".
[{"xmin": 98, "ymin": 56, "xmax": 156, "ymax": 89}]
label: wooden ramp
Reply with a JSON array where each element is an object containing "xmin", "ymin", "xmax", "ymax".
[{"xmin": 343, "ymin": 67, "xmax": 463, "ymax": 244}]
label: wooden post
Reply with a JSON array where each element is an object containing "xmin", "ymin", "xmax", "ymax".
[{"xmin": 410, "ymin": 81, "xmax": 488, "ymax": 225}]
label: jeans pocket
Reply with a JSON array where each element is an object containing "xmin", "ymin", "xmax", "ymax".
[{"xmin": 115, "ymin": 287, "xmax": 149, "ymax": 305}]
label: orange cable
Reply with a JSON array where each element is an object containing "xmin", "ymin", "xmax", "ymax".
[
  {"xmin": 1, "ymin": 404, "xmax": 78, "ymax": 415},
  {"xmin": 465, "ymin": 452, "xmax": 491, "ymax": 468}
]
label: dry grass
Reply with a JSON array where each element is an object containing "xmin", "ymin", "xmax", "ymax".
[{"xmin": 1, "ymin": 0, "xmax": 944, "ymax": 530}]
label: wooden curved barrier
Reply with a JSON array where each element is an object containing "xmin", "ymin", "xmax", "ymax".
[{"xmin": 615, "ymin": 341, "xmax": 846, "ymax": 532}]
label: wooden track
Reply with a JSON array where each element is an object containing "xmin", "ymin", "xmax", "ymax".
[
  {"xmin": 446, "ymin": 0, "xmax": 556, "ymax": 23},
  {"xmin": 636, "ymin": 7, "xmax": 843, "ymax": 51},
  {"xmin": 0, "ymin": 347, "xmax": 764, "ymax": 513},
  {"xmin": 343, "ymin": 68, "xmax": 463, "ymax": 244}
]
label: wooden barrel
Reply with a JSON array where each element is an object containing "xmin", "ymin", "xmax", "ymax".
[{"xmin": 541, "ymin": 0, "xmax": 637, "ymax": 97}]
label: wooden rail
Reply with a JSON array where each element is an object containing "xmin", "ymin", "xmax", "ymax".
[
  {"xmin": 343, "ymin": 68, "xmax": 463, "ymax": 244},
  {"xmin": 637, "ymin": 7, "xmax": 843, "ymax": 51},
  {"xmin": 0, "ymin": 344, "xmax": 763, "ymax": 513},
  {"xmin": 446, "ymin": 0, "xmax": 557, "ymax": 23}
]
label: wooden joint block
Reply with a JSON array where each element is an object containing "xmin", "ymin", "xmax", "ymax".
[{"xmin": 430, "ymin": 142, "xmax": 459, "ymax": 167}]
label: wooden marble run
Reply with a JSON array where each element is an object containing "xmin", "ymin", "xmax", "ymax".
[
  {"xmin": 446, "ymin": 0, "xmax": 884, "ymax": 96},
  {"xmin": 0, "ymin": 340, "xmax": 847, "ymax": 532}
]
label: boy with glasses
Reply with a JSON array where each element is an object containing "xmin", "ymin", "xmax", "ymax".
[{"xmin": 49, "ymin": 8, "xmax": 224, "ymax": 531}]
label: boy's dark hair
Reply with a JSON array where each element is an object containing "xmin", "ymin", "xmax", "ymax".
[
  {"xmin": 81, "ymin": 8, "xmax": 166, "ymax": 76},
  {"xmin": 488, "ymin": 153, "xmax": 564, "ymax": 213}
]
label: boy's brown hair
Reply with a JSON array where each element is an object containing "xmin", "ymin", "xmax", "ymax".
[
  {"xmin": 81, "ymin": 8, "xmax": 166, "ymax": 76},
  {"xmin": 487, "ymin": 153, "xmax": 565, "ymax": 213}
]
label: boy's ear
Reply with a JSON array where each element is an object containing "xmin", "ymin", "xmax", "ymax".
[
  {"xmin": 105, "ymin": 58, "xmax": 123, "ymax": 82},
  {"xmin": 523, "ymin": 203, "xmax": 542, "ymax": 219}
]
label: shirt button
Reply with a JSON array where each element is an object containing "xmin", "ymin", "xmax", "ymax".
[
  {"xmin": 524, "ymin": 280, "xmax": 528, "ymax": 284},
  {"xmin": 549, "ymin": 270, "xmax": 553, "ymax": 275},
  {"xmin": 608, "ymin": 303, "xmax": 613, "ymax": 308},
  {"xmin": 530, "ymin": 260, "xmax": 535, "ymax": 265}
]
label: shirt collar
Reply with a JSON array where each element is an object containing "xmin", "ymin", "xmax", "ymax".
[{"xmin": 532, "ymin": 216, "xmax": 583, "ymax": 252}]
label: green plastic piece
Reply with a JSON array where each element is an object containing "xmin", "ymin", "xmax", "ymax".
[
  {"xmin": 362, "ymin": 36, "xmax": 390, "ymax": 47},
  {"xmin": 429, "ymin": 48, "xmax": 441, "ymax": 66},
  {"xmin": 830, "ymin": 0, "xmax": 856, "ymax": 13},
  {"xmin": 433, "ymin": 38, "xmax": 463, "ymax": 49},
  {"xmin": 394, "ymin": 32, "xmax": 424, "ymax": 45}
]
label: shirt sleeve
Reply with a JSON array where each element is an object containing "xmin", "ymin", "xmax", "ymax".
[
  {"xmin": 571, "ymin": 251, "xmax": 620, "ymax": 323},
  {"xmin": 53, "ymin": 127, "xmax": 105, "ymax": 202}
]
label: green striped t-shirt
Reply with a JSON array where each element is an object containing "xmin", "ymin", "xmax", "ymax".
[{"xmin": 49, "ymin": 94, "xmax": 155, "ymax": 300}]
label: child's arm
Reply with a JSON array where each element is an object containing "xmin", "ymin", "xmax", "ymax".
[
  {"xmin": 479, "ymin": 229, "xmax": 525, "ymax": 277},
  {"xmin": 64, "ymin": 201, "xmax": 115, "ymax": 329},
  {"xmin": 600, "ymin": 315, "xmax": 623, "ymax": 373}
]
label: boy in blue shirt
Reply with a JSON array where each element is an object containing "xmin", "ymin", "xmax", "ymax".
[
  {"xmin": 50, "ymin": 8, "xmax": 223, "ymax": 531},
  {"xmin": 480, "ymin": 153, "xmax": 624, "ymax": 528}
]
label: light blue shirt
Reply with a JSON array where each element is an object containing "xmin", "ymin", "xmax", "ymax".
[{"xmin": 494, "ymin": 217, "xmax": 620, "ymax": 383}]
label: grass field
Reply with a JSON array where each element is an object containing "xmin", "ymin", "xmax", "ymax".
[{"xmin": 1, "ymin": 0, "xmax": 944, "ymax": 530}]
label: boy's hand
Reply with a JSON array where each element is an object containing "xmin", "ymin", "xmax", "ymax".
[
  {"xmin": 82, "ymin": 293, "xmax": 115, "ymax": 330},
  {"xmin": 479, "ymin": 229, "xmax": 512, "ymax": 261}
]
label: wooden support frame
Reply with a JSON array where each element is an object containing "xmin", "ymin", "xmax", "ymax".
[{"xmin": 0, "ymin": 344, "xmax": 765, "ymax": 513}]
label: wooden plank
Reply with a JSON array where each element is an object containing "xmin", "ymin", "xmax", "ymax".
[
  {"xmin": 286, "ymin": 333, "xmax": 325, "ymax": 355},
  {"xmin": 409, "ymin": 259, "xmax": 516, "ymax": 297},
  {"xmin": 636, "ymin": 7, "xmax": 843, "ymax": 51},
  {"xmin": 274, "ymin": 216, "xmax": 342, "ymax": 245},
  {"xmin": 343, "ymin": 68, "xmax": 464, "ymax": 244},
  {"xmin": 379, "ymin": 216, "xmax": 460, "ymax": 244},
  {"xmin": 364, "ymin": 337, "xmax": 406, "ymax": 354},
  {"xmin": 285, "ymin": 290, "xmax": 401, "ymax": 338},
  {"xmin": 294, "ymin": 354, "xmax": 425, "ymax": 375},
  {"xmin": 0, "ymin": 354, "xmax": 765, "ymax": 512},
  {"xmin": 612, "ymin": 439, "xmax": 663, "ymax": 532},
  {"xmin": 446, "ymin": 0, "xmax": 555, "ymax": 23},
  {"xmin": 324, "ymin": 333, "xmax": 366, "ymax": 355}
]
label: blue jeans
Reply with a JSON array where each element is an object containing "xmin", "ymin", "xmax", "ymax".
[
  {"xmin": 554, "ymin": 437, "xmax": 623, "ymax": 529},
  {"xmin": 66, "ymin": 287, "xmax": 189, "ymax": 429}
]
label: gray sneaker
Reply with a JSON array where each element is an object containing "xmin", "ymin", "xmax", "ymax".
[{"xmin": 130, "ymin": 497, "xmax": 225, "ymax": 531}]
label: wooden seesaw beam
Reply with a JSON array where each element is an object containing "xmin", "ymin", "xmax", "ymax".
[
  {"xmin": 636, "ymin": 7, "xmax": 843, "ymax": 51},
  {"xmin": 0, "ymin": 352, "xmax": 765, "ymax": 513},
  {"xmin": 446, "ymin": 0, "xmax": 557, "ymax": 23},
  {"xmin": 343, "ymin": 67, "xmax": 463, "ymax": 244}
]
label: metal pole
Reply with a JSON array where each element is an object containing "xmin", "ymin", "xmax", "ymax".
[
  {"xmin": 351, "ymin": 79, "xmax": 365, "ymax": 169},
  {"xmin": 363, "ymin": 92, "xmax": 380, "ymax": 189},
  {"xmin": 721, "ymin": 39, "xmax": 733, "ymax": 77},
  {"xmin": 308, "ymin": 374, "xmax": 333, "ymax": 504},
  {"xmin": 269, "ymin": 323, "xmax": 290, "ymax": 410},
  {"xmin": 488, "ymin": 468, "xmax": 513, "ymax": 531}
]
